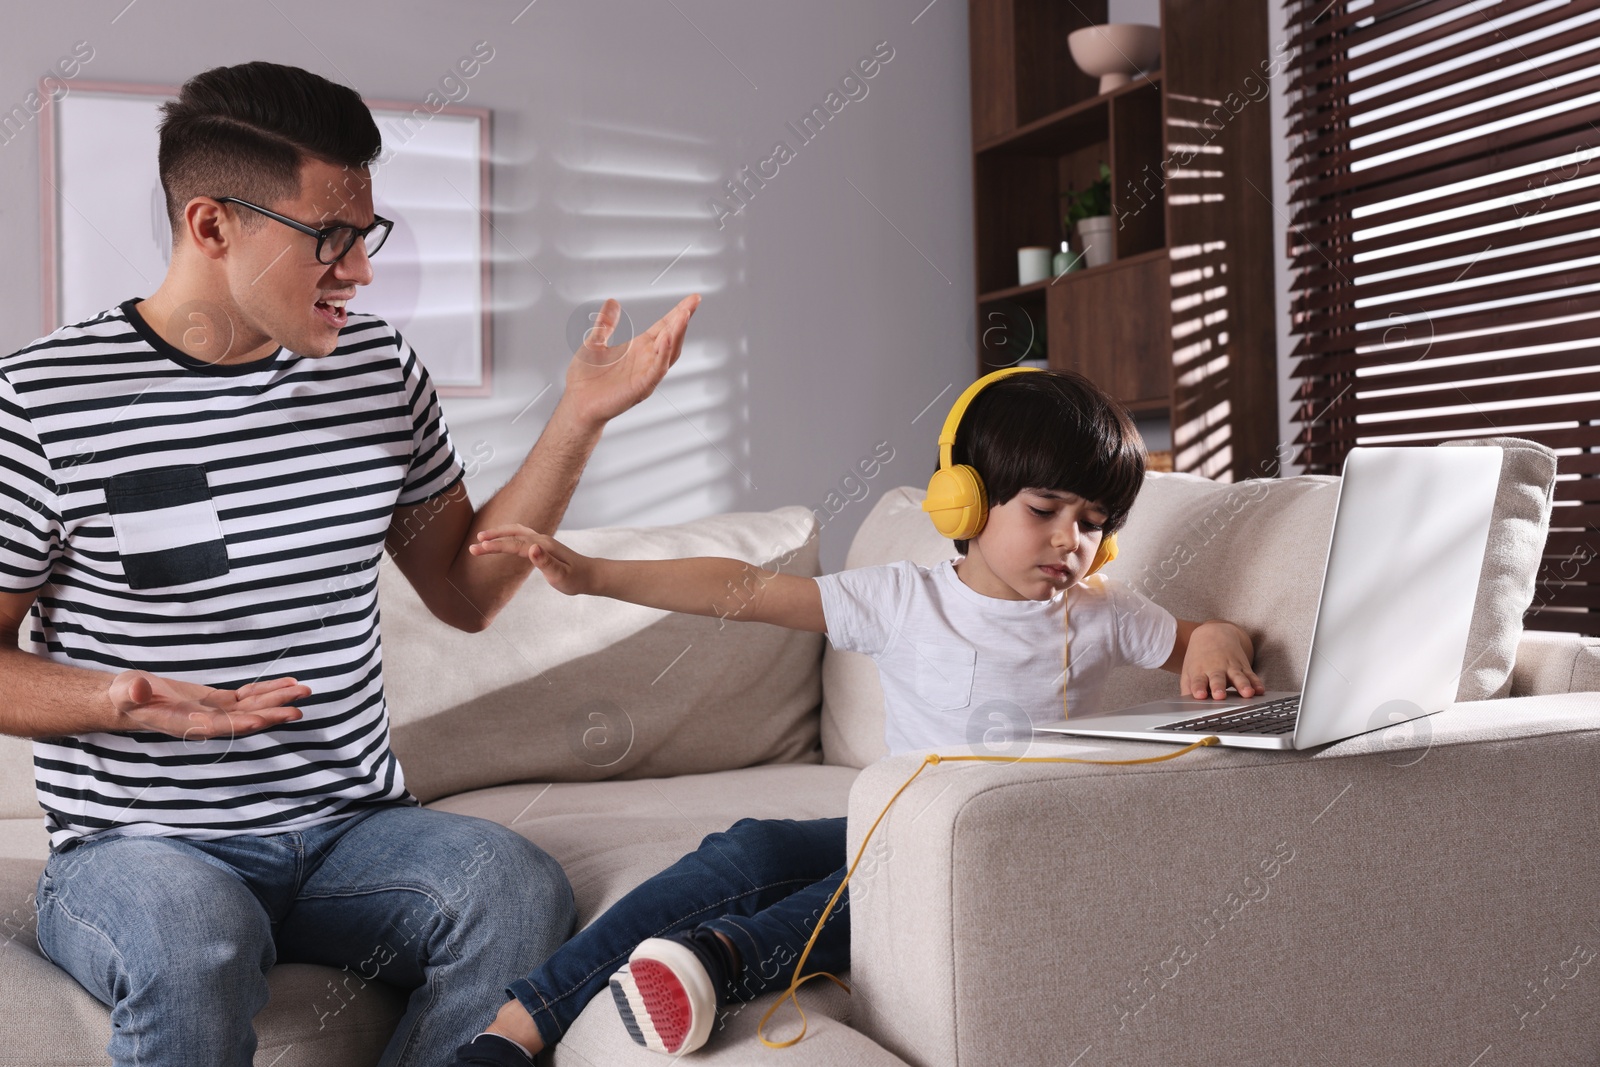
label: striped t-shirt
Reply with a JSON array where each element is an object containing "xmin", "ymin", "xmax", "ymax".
[{"xmin": 0, "ymin": 300, "xmax": 465, "ymax": 848}]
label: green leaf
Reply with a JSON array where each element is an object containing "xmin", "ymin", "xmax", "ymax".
[{"xmin": 1062, "ymin": 162, "xmax": 1113, "ymax": 227}]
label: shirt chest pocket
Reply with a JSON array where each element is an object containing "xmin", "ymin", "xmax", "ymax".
[
  {"xmin": 911, "ymin": 640, "xmax": 977, "ymax": 711},
  {"xmin": 105, "ymin": 466, "xmax": 230, "ymax": 590}
]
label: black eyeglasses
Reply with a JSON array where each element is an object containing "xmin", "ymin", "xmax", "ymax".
[{"xmin": 214, "ymin": 196, "xmax": 393, "ymax": 265}]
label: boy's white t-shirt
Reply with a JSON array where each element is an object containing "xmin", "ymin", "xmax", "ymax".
[{"xmin": 815, "ymin": 559, "xmax": 1177, "ymax": 755}]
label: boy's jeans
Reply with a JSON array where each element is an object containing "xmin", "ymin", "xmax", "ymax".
[
  {"xmin": 509, "ymin": 816, "xmax": 850, "ymax": 1047},
  {"xmin": 34, "ymin": 804, "xmax": 575, "ymax": 1067}
]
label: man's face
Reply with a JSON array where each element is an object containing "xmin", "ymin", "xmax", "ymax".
[{"xmin": 226, "ymin": 157, "xmax": 376, "ymax": 358}]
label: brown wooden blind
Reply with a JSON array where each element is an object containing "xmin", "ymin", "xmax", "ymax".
[{"xmin": 1284, "ymin": 0, "xmax": 1600, "ymax": 636}]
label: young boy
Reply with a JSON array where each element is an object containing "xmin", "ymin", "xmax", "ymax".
[{"xmin": 452, "ymin": 369, "xmax": 1261, "ymax": 1064}]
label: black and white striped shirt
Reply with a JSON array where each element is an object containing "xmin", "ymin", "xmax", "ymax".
[{"xmin": 0, "ymin": 300, "xmax": 464, "ymax": 848}]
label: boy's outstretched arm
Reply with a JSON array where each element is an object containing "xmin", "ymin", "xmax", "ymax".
[
  {"xmin": 1163, "ymin": 619, "xmax": 1264, "ymax": 700},
  {"xmin": 469, "ymin": 525, "xmax": 827, "ymax": 632}
]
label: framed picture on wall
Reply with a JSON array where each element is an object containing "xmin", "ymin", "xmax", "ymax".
[{"xmin": 39, "ymin": 81, "xmax": 493, "ymax": 395}]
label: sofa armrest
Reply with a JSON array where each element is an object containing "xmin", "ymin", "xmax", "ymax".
[
  {"xmin": 845, "ymin": 695, "xmax": 1600, "ymax": 1067},
  {"xmin": 1510, "ymin": 630, "xmax": 1600, "ymax": 696}
]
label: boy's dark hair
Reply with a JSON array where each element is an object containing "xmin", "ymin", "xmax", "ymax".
[
  {"xmin": 948, "ymin": 369, "xmax": 1146, "ymax": 553},
  {"xmin": 157, "ymin": 62, "xmax": 382, "ymax": 234}
]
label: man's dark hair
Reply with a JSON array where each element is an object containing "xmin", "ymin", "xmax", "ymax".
[
  {"xmin": 948, "ymin": 369, "xmax": 1147, "ymax": 553},
  {"xmin": 157, "ymin": 61, "xmax": 382, "ymax": 234}
]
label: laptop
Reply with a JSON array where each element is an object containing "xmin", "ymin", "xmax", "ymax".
[{"xmin": 1032, "ymin": 445, "xmax": 1502, "ymax": 751}]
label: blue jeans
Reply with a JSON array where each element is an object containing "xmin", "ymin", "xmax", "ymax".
[
  {"xmin": 509, "ymin": 817, "xmax": 849, "ymax": 1047},
  {"xmin": 34, "ymin": 804, "xmax": 576, "ymax": 1067}
]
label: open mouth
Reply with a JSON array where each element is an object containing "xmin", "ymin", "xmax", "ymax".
[{"xmin": 314, "ymin": 296, "xmax": 350, "ymax": 328}]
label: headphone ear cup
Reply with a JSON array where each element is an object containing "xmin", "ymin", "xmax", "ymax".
[
  {"xmin": 923, "ymin": 464, "xmax": 989, "ymax": 541},
  {"xmin": 1087, "ymin": 532, "xmax": 1119, "ymax": 576}
]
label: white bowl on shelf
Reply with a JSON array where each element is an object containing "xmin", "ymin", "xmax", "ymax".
[{"xmin": 1068, "ymin": 23, "xmax": 1161, "ymax": 94}]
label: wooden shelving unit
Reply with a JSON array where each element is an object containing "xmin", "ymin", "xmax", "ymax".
[{"xmin": 968, "ymin": 0, "xmax": 1279, "ymax": 479}]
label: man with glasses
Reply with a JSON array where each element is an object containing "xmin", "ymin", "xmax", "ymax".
[{"xmin": 0, "ymin": 61, "xmax": 698, "ymax": 1066}]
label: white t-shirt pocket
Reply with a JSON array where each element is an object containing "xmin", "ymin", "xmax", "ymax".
[
  {"xmin": 105, "ymin": 465, "xmax": 230, "ymax": 590},
  {"xmin": 911, "ymin": 640, "xmax": 976, "ymax": 711}
]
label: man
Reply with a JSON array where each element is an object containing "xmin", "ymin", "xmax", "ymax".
[{"xmin": 0, "ymin": 61, "xmax": 698, "ymax": 1066}]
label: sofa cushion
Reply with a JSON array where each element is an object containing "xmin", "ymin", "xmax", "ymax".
[
  {"xmin": 1443, "ymin": 436, "xmax": 1558, "ymax": 699},
  {"xmin": 0, "ymin": 818, "xmax": 47, "ymax": 958},
  {"xmin": 0, "ymin": 736, "xmax": 34, "ymax": 822},
  {"xmin": 428, "ymin": 763, "xmax": 859, "ymax": 926},
  {"xmin": 383, "ymin": 506, "xmax": 826, "ymax": 803},
  {"xmin": 1511, "ymin": 631, "xmax": 1600, "ymax": 696},
  {"xmin": 1095, "ymin": 469, "xmax": 1341, "ymax": 714}
]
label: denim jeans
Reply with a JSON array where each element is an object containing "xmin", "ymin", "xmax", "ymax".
[
  {"xmin": 34, "ymin": 804, "xmax": 576, "ymax": 1067},
  {"xmin": 508, "ymin": 816, "xmax": 849, "ymax": 1047}
]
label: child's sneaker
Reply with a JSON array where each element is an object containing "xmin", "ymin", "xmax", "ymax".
[{"xmin": 609, "ymin": 929, "xmax": 734, "ymax": 1055}]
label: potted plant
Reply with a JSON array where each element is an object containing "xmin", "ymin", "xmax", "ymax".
[{"xmin": 1063, "ymin": 163, "xmax": 1114, "ymax": 269}]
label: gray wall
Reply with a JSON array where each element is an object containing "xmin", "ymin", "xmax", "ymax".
[{"xmin": 0, "ymin": 0, "xmax": 977, "ymax": 569}]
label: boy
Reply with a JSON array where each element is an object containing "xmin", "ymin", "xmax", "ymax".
[{"xmin": 453, "ymin": 369, "xmax": 1261, "ymax": 1063}]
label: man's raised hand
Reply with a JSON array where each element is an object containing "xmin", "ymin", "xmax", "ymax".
[
  {"xmin": 563, "ymin": 294, "xmax": 700, "ymax": 426},
  {"xmin": 109, "ymin": 671, "xmax": 308, "ymax": 740}
]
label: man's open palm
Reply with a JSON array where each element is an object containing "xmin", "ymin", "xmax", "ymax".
[
  {"xmin": 565, "ymin": 294, "xmax": 700, "ymax": 424},
  {"xmin": 109, "ymin": 671, "xmax": 308, "ymax": 740}
]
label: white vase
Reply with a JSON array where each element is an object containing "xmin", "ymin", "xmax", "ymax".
[{"xmin": 1075, "ymin": 216, "xmax": 1115, "ymax": 268}]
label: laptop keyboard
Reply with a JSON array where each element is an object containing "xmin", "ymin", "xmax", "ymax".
[{"xmin": 1151, "ymin": 695, "xmax": 1302, "ymax": 736}]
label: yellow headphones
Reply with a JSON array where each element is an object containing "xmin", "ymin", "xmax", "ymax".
[{"xmin": 922, "ymin": 367, "xmax": 1118, "ymax": 576}]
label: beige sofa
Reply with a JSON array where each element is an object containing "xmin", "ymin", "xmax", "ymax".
[{"xmin": 1, "ymin": 445, "xmax": 1597, "ymax": 1066}]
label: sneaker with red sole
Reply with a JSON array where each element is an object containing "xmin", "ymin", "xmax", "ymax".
[{"xmin": 609, "ymin": 936, "xmax": 719, "ymax": 1055}]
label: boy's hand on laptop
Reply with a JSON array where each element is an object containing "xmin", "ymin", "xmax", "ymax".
[
  {"xmin": 1180, "ymin": 620, "xmax": 1264, "ymax": 700},
  {"xmin": 471, "ymin": 525, "xmax": 595, "ymax": 596}
]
